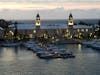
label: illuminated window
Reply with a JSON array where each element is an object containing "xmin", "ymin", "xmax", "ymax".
[
  {"xmin": 77, "ymin": 29, "xmax": 80, "ymax": 32},
  {"xmin": 86, "ymin": 29, "xmax": 88, "ymax": 32},
  {"xmin": 9, "ymin": 31, "xmax": 14, "ymax": 35},
  {"xmin": 33, "ymin": 30, "xmax": 36, "ymax": 33},
  {"xmin": 81, "ymin": 29, "xmax": 84, "ymax": 32},
  {"xmin": 66, "ymin": 29, "xmax": 69, "ymax": 32},
  {"xmin": 52, "ymin": 37, "xmax": 55, "ymax": 39},
  {"xmin": 79, "ymin": 33, "xmax": 82, "ymax": 35},
  {"xmin": 95, "ymin": 28, "xmax": 99, "ymax": 31},
  {"xmin": 29, "ymin": 34, "xmax": 33, "ymax": 38},
  {"xmin": 89, "ymin": 33, "xmax": 93, "ymax": 37}
]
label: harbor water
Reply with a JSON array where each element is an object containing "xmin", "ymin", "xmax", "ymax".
[{"xmin": 0, "ymin": 44, "xmax": 100, "ymax": 75}]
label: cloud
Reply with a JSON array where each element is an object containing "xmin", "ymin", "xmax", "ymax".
[
  {"xmin": 0, "ymin": 8, "xmax": 100, "ymax": 20},
  {"xmin": 0, "ymin": 0, "xmax": 100, "ymax": 4},
  {"xmin": 0, "ymin": 1, "xmax": 100, "ymax": 10},
  {"xmin": 0, "ymin": 0, "xmax": 100, "ymax": 20}
]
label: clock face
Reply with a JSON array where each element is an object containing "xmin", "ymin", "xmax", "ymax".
[
  {"xmin": 37, "ymin": 21, "xmax": 40, "ymax": 24},
  {"xmin": 36, "ymin": 20, "xmax": 40, "ymax": 26},
  {"xmin": 70, "ymin": 21, "xmax": 73, "ymax": 23}
]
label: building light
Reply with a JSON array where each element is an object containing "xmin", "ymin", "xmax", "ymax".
[
  {"xmin": 66, "ymin": 29, "xmax": 69, "ymax": 32},
  {"xmin": 29, "ymin": 34, "xmax": 33, "ymax": 38},
  {"xmin": 86, "ymin": 29, "xmax": 88, "ymax": 32},
  {"xmin": 79, "ymin": 33, "xmax": 82, "ymax": 35},
  {"xmin": 33, "ymin": 30, "xmax": 36, "ymax": 33},
  {"xmin": 95, "ymin": 28, "xmax": 99, "ymax": 31},
  {"xmin": 89, "ymin": 33, "xmax": 93, "ymax": 37},
  {"xmin": 44, "ymin": 34, "xmax": 48, "ymax": 39},
  {"xmin": 94, "ymin": 35, "xmax": 97, "ymax": 38},
  {"xmin": 68, "ymin": 22, "xmax": 74, "ymax": 25},
  {"xmin": 77, "ymin": 29, "xmax": 80, "ymax": 32},
  {"xmin": 52, "ymin": 37, "xmax": 55, "ymax": 39},
  {"xmin": 70, "ymin": 35, "xmax": 72, "ymax": 38},
  {"xmin": 81, "ymin": 29, "xmax": 84, "ymax": 32},
  {"xmin": 56, "ymin": 39, "xmax": 59, "ymax": 41},
  {"xmin": 90, "ymin": 33, "xmax": 92, "ymax": 35},
  {"xmin": 9, "ymin": 31, "xmax": 14, "ymax": 36}
]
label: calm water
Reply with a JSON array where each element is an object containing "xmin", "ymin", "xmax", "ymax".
[{"xmin": 0, "ymin": 44, "xmax": 100, "ymax": 75}]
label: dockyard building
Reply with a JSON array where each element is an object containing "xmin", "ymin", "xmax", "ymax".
[{"xmin": 9, "ymin": 13, "xmax": 96, "ymax": 40}]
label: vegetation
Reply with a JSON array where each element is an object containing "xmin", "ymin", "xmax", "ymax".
[{"xmin": 97, "ymin": 20, "xmax": 100, "ymax": 38}]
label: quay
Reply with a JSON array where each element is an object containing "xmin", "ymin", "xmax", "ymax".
[{"xmin": 23, "ymin": 40, "xmax": 75, "ymax": 59}]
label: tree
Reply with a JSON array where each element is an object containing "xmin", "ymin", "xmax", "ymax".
[
  {"xmin": 0, "ymin": 19, "xmax": 8, "ymax": 29},
  {"xmin": 14, "ymin": 22, "xmax": 18, "ymax": 38}
]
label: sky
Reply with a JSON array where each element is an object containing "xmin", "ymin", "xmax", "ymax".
[{"xmin": 0, "ymin": 0, "xmax": 100, "ymax": 20}]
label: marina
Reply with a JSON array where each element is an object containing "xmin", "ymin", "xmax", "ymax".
[
  {"xmin": 23, "ymin": 40, "xmax": 75, "ymax": 59},
  {"xmin": 0, "ymin": 17, "xmax": 99, "ymax": 75},
  {"xmin": 0, "ymin": 43, "xmax": 100, "ymax": 75},
  {"xmin": 0, "ymin": 18, "xmax": 99, "ymax": 75}
]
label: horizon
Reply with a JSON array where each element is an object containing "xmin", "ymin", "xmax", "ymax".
[{"xmin": 4, "ymin": 18, "xmax": 100, "ymax": 21}]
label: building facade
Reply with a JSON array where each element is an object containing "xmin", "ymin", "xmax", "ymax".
[{"xmin": 12, "ymin": 13, "xmax": 95, "ymax": 40}]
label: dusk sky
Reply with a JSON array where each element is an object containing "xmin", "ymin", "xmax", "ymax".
[{"xmin": 0, "ymin": 0, "xmax": 100, "ymax": 20}]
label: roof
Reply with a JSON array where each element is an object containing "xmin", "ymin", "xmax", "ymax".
[
  {"xmin": 73, "ymin": 25, "xmax": 93, "ymax": 29},
  {"xmin": 36, "ymin": 14, "xmax": 40, "ymax": 17},
  {"xmin": 17, "ymin": 24, "xmax": 35, "ymax": 29},
  {"xmin": 41, "ymin": 24, "xmax": 67, "ymax": 29},
  {"xmin": 9, "ymin": 23, "xmax": 93, "ymax": 30},
  {"xmin": 69, "ymin": 13, "xmax": 73, "ymax": 17}
]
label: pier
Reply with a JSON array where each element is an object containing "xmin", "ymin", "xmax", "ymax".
[{"xmin": 23, "ymin": 40, "xmax": 75, "ymax": 59}]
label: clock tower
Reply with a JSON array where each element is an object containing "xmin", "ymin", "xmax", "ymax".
[
  {"xmin": 68, "ymin": 13, "xmax": 74, "ymax": 27},
  {"xmin": 36, "ymin": 13, "xmax": 41, "ymax": 29}
]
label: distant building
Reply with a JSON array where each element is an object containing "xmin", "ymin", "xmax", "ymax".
[{"xmin": 11, "ymin": 13, "xmax": 95, "ymax": 39}]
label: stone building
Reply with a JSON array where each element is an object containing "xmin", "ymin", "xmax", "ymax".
[{"xmin": 11, "ymin": 13, "xmax": 95, "ymax": 40}]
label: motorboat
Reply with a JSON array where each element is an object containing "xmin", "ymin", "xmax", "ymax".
[{"xmin": 37, "ymin": 52, "xmax": 53, "ymax": 59}]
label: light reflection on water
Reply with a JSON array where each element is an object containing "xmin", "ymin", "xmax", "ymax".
[
  {"xmin": 78, "ymin": 44, "xmax": 82, "ymax": 52},
  {"xmin": 0, "ymin": 48, "xmax": 16, "ymax": 61},
  {"xmin": 0, "ymin": 44, "xmax": 100, "ymax": 75}
]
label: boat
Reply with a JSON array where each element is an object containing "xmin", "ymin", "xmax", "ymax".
[
  {"xmin": 60, "ymin": 53, "xmax": 75, "ymax": 58},
  {"xmin": 37, "ymin": 52, "xmax": 53, "ymax": 59}
]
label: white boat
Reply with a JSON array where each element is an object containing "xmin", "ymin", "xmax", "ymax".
[{"xmin": 37, "ymin": 52, "xmax": 53, "ymax": 59}]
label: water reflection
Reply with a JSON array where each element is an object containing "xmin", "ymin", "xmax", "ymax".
[
  {"xmin": 13, "ymin": 47, "xmax": 19, "ymax": 55},
  {"xmin": 0, "ymin": 46, "xmax": 21, "ymax": 61},
  {"xmin": 78, "ymin": 44, "xmax": 82, "ymax": 53},
  {"xmin": 0, "ymin": 47, "xmax": 16, "ymax": 61},
  {"xmin": 0, "ymin": 44, "xmax": 100, "ymax": 75}
]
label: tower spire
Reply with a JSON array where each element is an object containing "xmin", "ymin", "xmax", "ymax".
[
  {"xmin": 68, "ymin": 13, "xmax": 74, "ymax": 26},
  {"xmin": 35, "ymin": 13, "xmax": 41, "ymax": 27}
]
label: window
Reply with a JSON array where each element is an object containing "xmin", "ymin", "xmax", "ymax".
[
  {"xmin": 77, "ymin": 29, "xmax": 80, "ymax": 32},
  {"xmin": 86, "ymin": 29, "xmax": 88, "ymax": 32},
  {"xmin": 33, "ymin": 30, "xmax": 36, "ymax": 33},
  {"xmin": 81, "ymin": 29, "xmax": 84, "ymax": 32}
]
